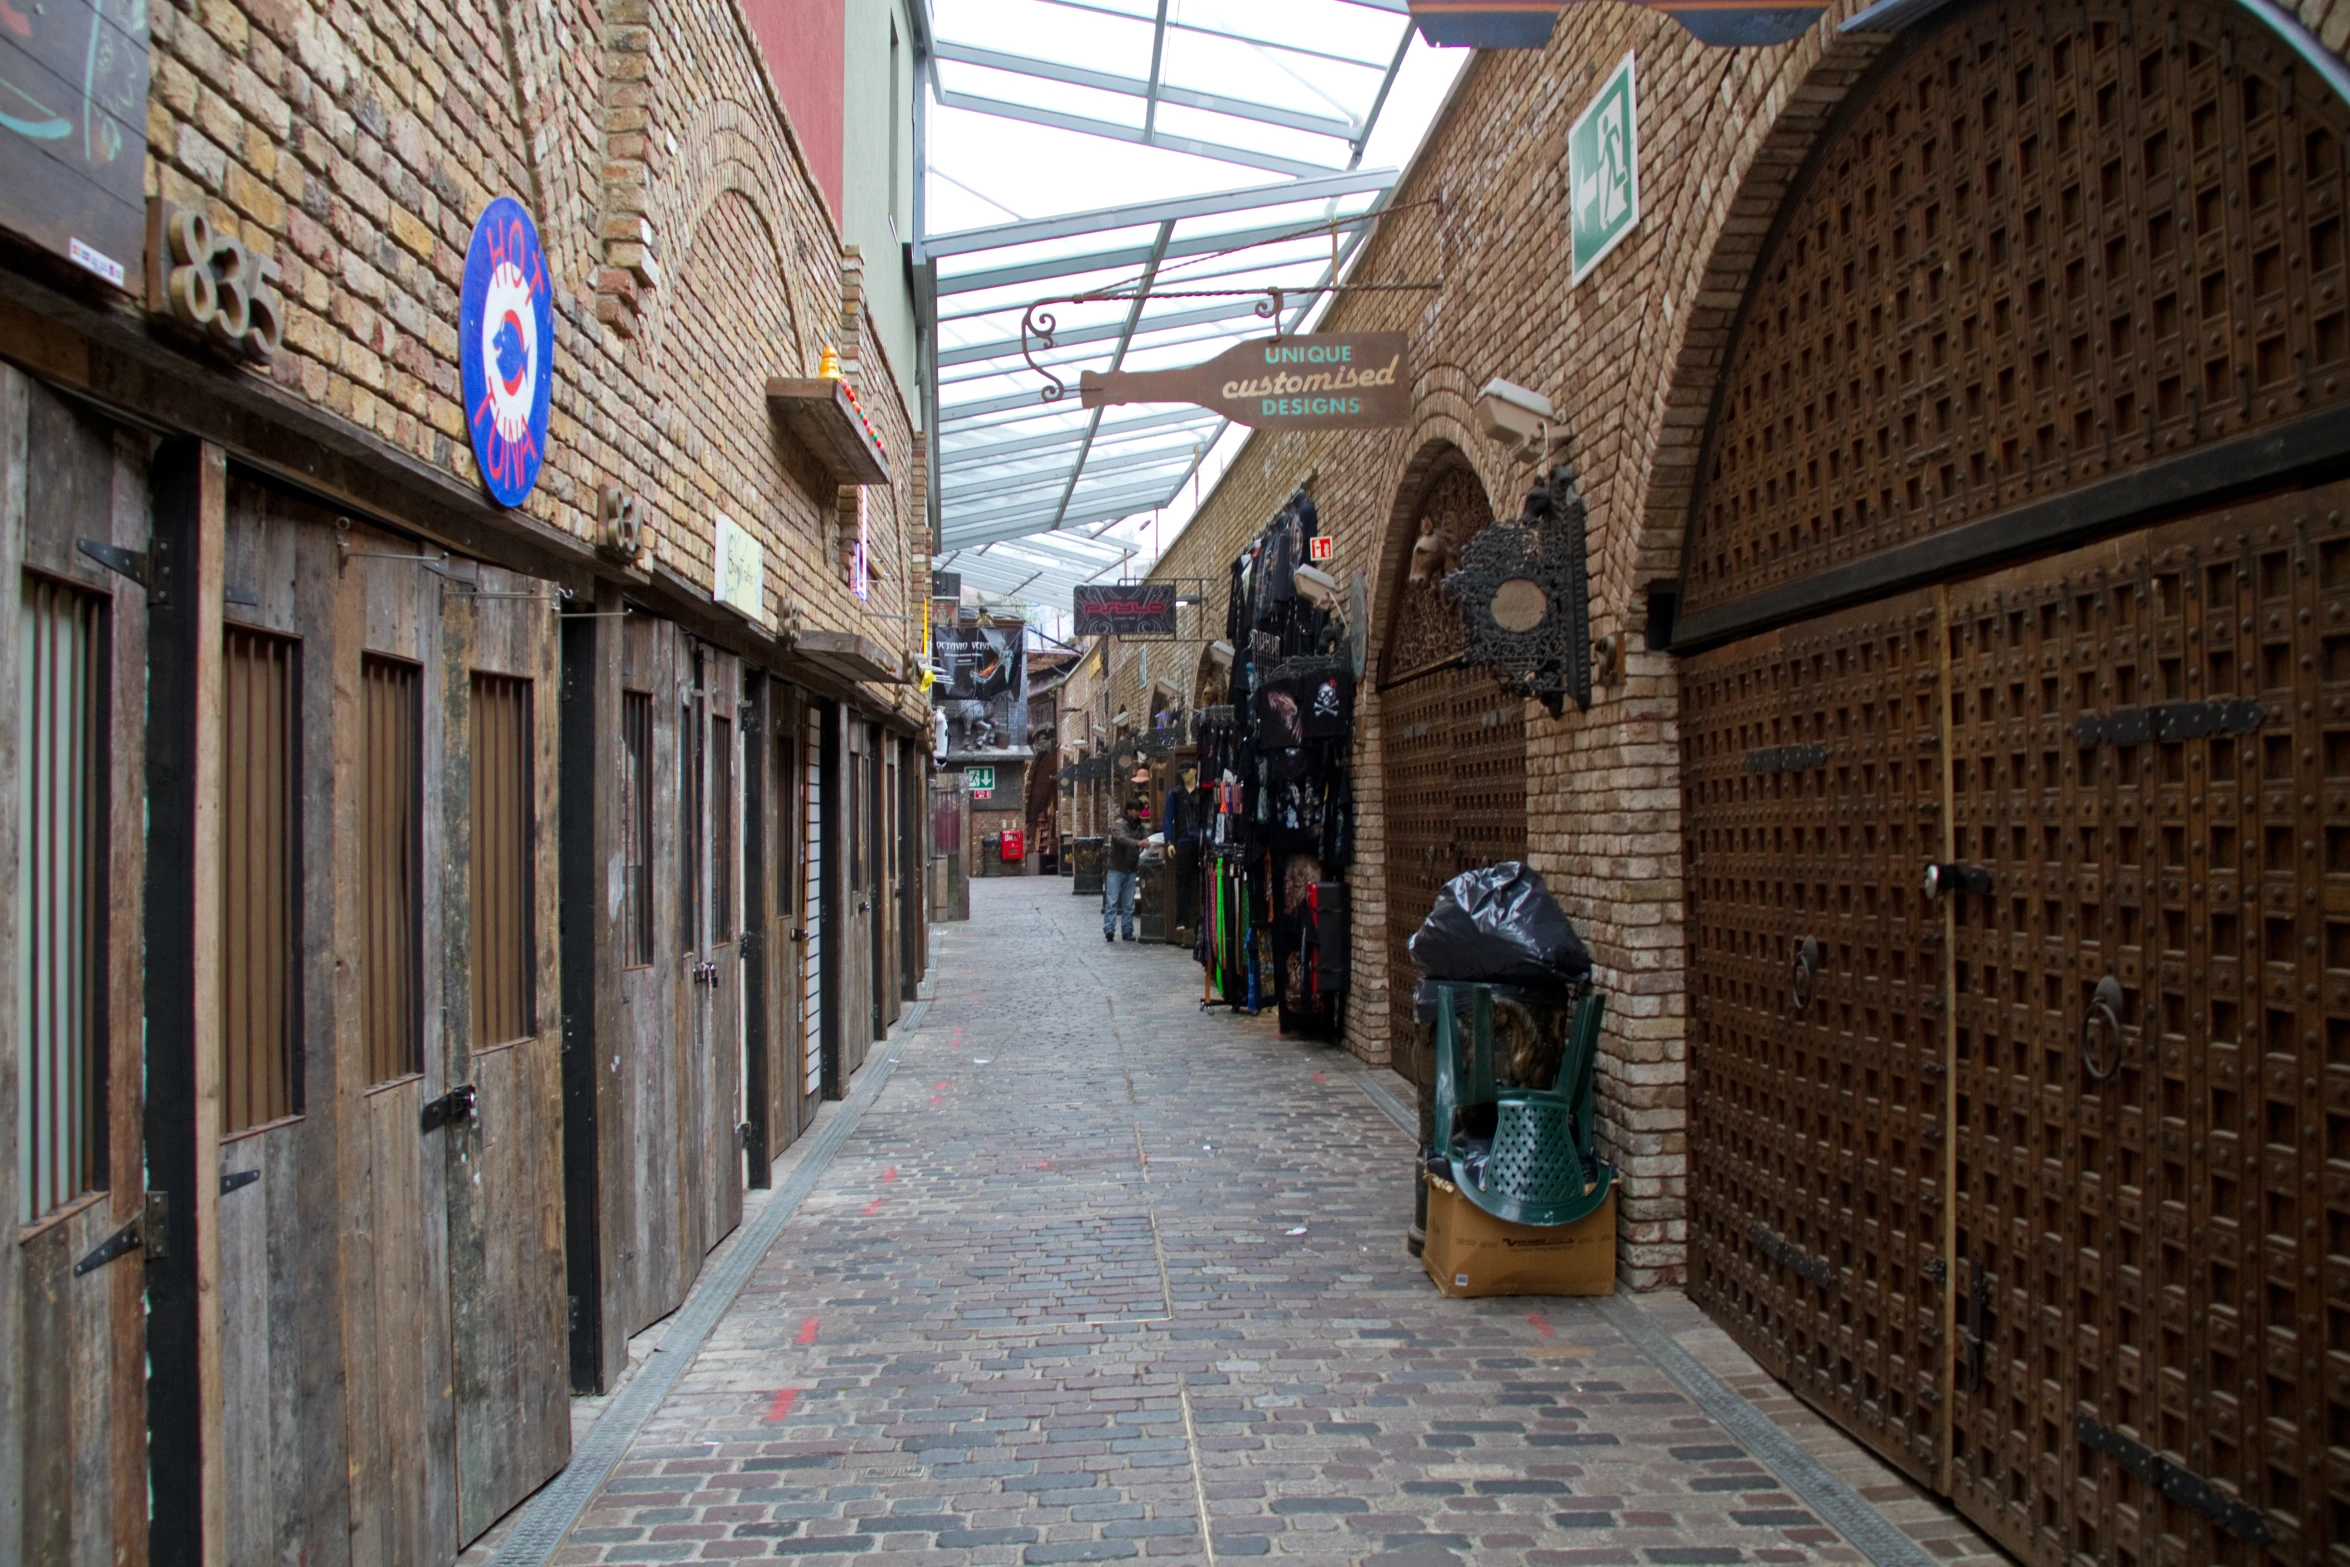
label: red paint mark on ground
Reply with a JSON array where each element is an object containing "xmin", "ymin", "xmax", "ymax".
[
  {"xmin": 1036, "ymin": 1159, "xmax": 1051, "ymax": 1170},
  {"xmin": 862, "ymin": 1197, "xmax": 885, "ymax": 1215},
  {"xmin": 931, "ymin": 1095, "xmax": 942, "ymax": 1106},
  {"xmin": 1313, "ymin": 1073, "xmax": 1327, "ymax": 1083},
  {"xmin": 766, "ymin": 1387, "xmax": 799, "ymax": 1421},
  {"xmin": 797, "ymin": 1316, "xmax": 819, "ymax": 1345},
  {"xmin": 937, "ymin": 1080, "xmax": 950, "ymax": 1090},
  {"xmin": 1526, "ymin": 1312, "xmax": 1556, "ymax": 1338},
  {"xmin": 883, "ymin": 1167, "xmax": 898, "ymax": 1182}
]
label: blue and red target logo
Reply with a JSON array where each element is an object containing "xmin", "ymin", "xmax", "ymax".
[{"xmin": 460, "ymin": 196, "xmax": 553, "ymax": 508}]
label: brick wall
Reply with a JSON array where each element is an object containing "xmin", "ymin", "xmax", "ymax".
[{"xmin": 139, "ymin": 0, "xmax": 923, "ymax": 722}]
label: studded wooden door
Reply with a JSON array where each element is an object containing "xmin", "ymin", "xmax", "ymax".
[
  {"xmin": 1683, "ymin": 591, "xmax": 1955, "ymax": 1486},
  {"xmin": 1381, "ymin": 458, "xmax": 1527, "ymax": 1090},
  {"xmin": 1688, "ymin": 490, "xmax": 2350, "ymax": 1562}
]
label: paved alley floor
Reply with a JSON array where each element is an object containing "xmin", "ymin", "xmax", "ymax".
[{"xmin": 528, "ymin": 877, "xmax": 2008, "ymax": 1567}]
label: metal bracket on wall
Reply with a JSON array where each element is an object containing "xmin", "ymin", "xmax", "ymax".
[
  {"xmin": 2075, "ymin": 1413, "xmax": 2273, "ymax": 1543},
  {"xmin": 1744, "ymin": 743, "xmax": 1827, "ymax": 773},
  {"xmin": 219, "ymin": 1169, "xmax": 260, "ymax": 1196}
]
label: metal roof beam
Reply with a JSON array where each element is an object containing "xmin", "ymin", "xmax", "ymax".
[
  {"xmin": 938, "ymin": 297, "xmax": 1271, "ymax": 368},
  {"xmin": 934, "ymin": 42, "xmax": 1357, "ymax": 140},
  {"xmin": 945, "ymin": 443, "xmax": 1197, "ymax": 503},
  {"xmin": 919, "ymin": 168, "xmax": 1396, "ymax": 257},
  {"xmin": 942, "ymin": 494, "xmax": 1181, "ymax": 550},
  {"xmin": 934, "ymin": 91, "xmax": 1335, "ymax": 180},
  {"xmin": 1043, "ymin": 221, "xmax": 1173, "ymax": 534},
  {"xmin": 934, "ymin": 211, "xmax": 1376, "ymax": 299},
  {"xmin": 942, "ymin": 476, "xmax": 1178, "ymax": 539},
  {"xmin": 943, "ymin": 407, "xmax": 1211, "ymax": 462}
]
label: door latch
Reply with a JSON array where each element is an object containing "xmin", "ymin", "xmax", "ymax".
[
  {"xmin": 1921, "ymin": 862, "xmax": 1993, "ymax": 899},
  {"xmin": 420, "ymin": 1083, "xmax": 477, "ymax": 1133},
  {"xmin": 1789, "ymin": 936, "xmax": 1821, "ymax": 1016},
  {"xmin": 790, "ymin": 927, "xmax": 810, "ymax": 943}
]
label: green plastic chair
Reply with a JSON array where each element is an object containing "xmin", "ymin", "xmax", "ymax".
[{"xmin": 1430, "ymin": 984, "xmax": 1616, "ymax": 1227}]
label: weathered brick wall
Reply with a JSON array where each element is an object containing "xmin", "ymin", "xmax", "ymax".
[
  {"xmin": 141, "ymin": 0, "xmax": 923, "ymax": 720},
  {"xmin": 1085, "ymin": 7, "xmax": 1925, "ymax": 1285}
]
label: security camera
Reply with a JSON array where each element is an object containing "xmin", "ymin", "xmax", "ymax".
[
  {"xmin": 1293, "ymin": 564, "xmax": 1342, "ymax": 608},
  {"xmin": 1476, "ymin": 377, "xmax": 1555, "ymax": 451}
]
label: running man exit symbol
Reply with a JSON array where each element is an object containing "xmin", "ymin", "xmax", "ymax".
[{"xmin": 1569, "ymin": 52, "xmax": 1639, "ymax": 285}]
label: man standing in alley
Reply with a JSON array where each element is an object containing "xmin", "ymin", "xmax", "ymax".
[{"xmin": 1103, "ymin": 796, "xmax": 1145, "ymax": 943}]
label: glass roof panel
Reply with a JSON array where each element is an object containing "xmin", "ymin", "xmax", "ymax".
[{"xmin": 921, "ymin": 0, "xmax": 1455, "ymax": 628}]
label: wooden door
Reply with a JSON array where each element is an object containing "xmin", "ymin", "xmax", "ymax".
[
  {"xmin": 750, "ymin": 683, "xmax": 808, "ymax": 1167},
  {"xmin": 1379, "ymin": 456, "xmax": 1526, "ymax": 1093},
  {"xmin": 0, "ymin": 367, "xmax": 152, "ymax": 1565},
  {"xmin": 1682, "ymin": 592, "xmax": 1952, "ymax": 1487},
  {"xmin": 440, "ymin": 553, "xmax": 569, "ymax": 1544},
  {"xmin": 690, "ymin": 651, "xmax": 745, "ymax": 1250},
  {"xmin": 1686, "ymin": 489, "xmax": 2350, "ymax": 1563},
  {"xmin": 830, "ymin": 713, "xmax": 875, "ymax": 1081}
]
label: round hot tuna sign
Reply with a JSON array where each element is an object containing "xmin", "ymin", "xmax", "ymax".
[{"xmin": 460, "ymin": 196, "xmax": 553, "ymax": 508}]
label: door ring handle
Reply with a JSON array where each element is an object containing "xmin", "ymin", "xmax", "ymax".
[
  {"xmin": 1790, "ymin": 936, "xmax": 1821, "ymax": 1016},
  {"xmin": 2081, "ymin": 974, "xmax": 2125, "ymax": 1082}
]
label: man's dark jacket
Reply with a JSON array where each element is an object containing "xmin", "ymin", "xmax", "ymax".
[{"xmin": 1107, "ymin": 816, "xmax": 1144, "ymax": 873}]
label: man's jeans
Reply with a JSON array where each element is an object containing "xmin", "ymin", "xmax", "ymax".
[{"xmin": 1102, "ymin": 868, "xmax": 1138, "ymax": 938}]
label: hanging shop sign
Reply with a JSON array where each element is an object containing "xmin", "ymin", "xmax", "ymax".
[
  {"xmin": 0, "ymin": 0, "xmax": 148, "ymax": 290},
  {"xmin": 461, "ymin": 195, "xmax": 554, "ymax": 508},
  {"xmin": 1073, "ymin": 582, "xmax": 1179, "ymax": 638},
  {"xmin": 1079, "ymin": 333, "xmax": 1409, "ymax": 431},
  {"xmin": 1444, "ymin": 466, "xmax": 1593, "ymax": 716},
  {"xmin": 713, "ymin": 512, "xmax": 767, "ymax": 625},
  {"xmin": 1410, "ymin": 0, "xmax": 1821, "ymax": 48},
  {"xmin": 1569, "ymin": 54, "xmax": 1639, "ymax": 285}
]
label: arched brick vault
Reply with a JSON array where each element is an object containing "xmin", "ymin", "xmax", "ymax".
[
  {"xmin": 640, "ymin": 100, "xmax": 816, "ymax": 384},
  {"xmin": 1618, "ymin": 18, "xmax": 1893, "ymax": 609}
]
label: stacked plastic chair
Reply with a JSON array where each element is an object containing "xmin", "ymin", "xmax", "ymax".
[{"xmin": 1429, "ymin": 983, "xmax": 1615, "ymax": 1226}]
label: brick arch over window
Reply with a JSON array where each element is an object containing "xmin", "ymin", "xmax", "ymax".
[{"xmin": 1672, "ymin": 0, "xmax": 2350, "ymax": 640}]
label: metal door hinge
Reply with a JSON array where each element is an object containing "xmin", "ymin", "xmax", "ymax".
[
  {"xmin": 77, "ymin": 537, "xmax": 167, "ymax": 605},
  {"xmin": 420, "ymin": 1083, "xmax": 477, "ymax": 1133},
  {"xmin": 1959, "ymin": 1260, "xmax": 1992, "ymax": 1393},
  {"xmin": 1748, "ymin": 1222, "xmax": 1836, "ymax": 1288},
  {"xmin": 2075, "ymin": 1413, "xmax": 2273, "ymax": 1543},
  {"xmin": 1744, "ymin": 742, "xmax": 1827, "ymax": 773},
  {"xmin": 220, "ymin": 1169, "xmax": 260, "ymax": 1196},
  {"xmin": 790, "ymin": 927, "xmax": 810, "ymax": 943},
  {"xmin": 1921, "ymin": 862, "xmax": 1992, "ymax": 898},
  {"xmin": 2075, "ymin": 698, "xmax": 2263, "ymax": 747},
  {"xmin": 73, "ymin": 1191, "xmax": 168, "ymax": 1275}
]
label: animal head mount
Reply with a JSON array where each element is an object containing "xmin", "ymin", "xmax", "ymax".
[{"xmin": 1408, "ymin": 527, "xmax": 1459, "ymax": 583}]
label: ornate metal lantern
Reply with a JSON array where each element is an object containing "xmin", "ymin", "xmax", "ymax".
[{"xmin": 1441, "ymin": 465, "xmax": 1592, "ymax": 715}]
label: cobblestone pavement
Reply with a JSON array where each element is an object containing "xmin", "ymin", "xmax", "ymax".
[{"xmin": 537, "ymin": 878, "xmax": 2010, "ymax": 1566}]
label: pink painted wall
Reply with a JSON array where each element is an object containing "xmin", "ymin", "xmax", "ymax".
[{"xmin": 742, "ymin": 0, "xmax": 846, "ymax": 219}]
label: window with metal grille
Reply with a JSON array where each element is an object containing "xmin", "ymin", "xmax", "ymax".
[
  {"xmin": 361, "ymin": 656, "xmax": 422, "ymax": 1083},
  {"xmin": 16, "ymin": 575, "xmax": 106, "ymax": 1222},
  {"xmin": 713, "ymin": 713, "xmax": 734, "ymax": 941},
  {"xmin": 469, "ymin": 674, "xmax": 535, "ymax": 1047},
  {"xmin": 222, "ymin": 627, "xmax": 300, "ymax": 1133},
  {"xmin": 620, "ymin": 690, "xmax": 653, "ymax": 968}
]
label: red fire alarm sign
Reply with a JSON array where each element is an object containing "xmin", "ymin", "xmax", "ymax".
[{"xmin": 1308, "ymin": 536, "xmax": 1334, "ymax": 562}]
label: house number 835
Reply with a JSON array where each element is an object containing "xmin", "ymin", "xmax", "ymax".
[{"xmin": 163, "ymin": 208, "xmax": 284, "ymax": 359}]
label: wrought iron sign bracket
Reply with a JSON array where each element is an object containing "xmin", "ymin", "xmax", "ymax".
[{"xmin": 1442, "ymin": 464, "xmax": 1593, "ymax": 716}]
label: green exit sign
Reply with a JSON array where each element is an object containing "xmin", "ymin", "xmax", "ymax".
[
  {"xmin": 1569, "ymin": 52, "xmax": 1639, "ymax": 285},
  {"xmin": 965, "ymin": 766, "xmax": 996, "ymax": 793}
]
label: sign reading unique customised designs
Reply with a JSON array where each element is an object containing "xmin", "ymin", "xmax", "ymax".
[
  {"xmin": 0, "ymin": 0, "xmax": 148, "ymax": 288},
  {"xmin": 1569, "ymin": 54, "xmax": 1639, "ymax": 285},
  {"xmin": 1073, "ymin": 582, "xmax": 1179, "ymax": 638},
  {"xmin": 1078, "ymin": 333, "xmax": 1409, "ymax": 430},
  {"xmin": 460, "ymin": 196, "xmax": 553, "ymax": 507}
]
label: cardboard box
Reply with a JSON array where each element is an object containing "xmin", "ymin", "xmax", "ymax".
[{"xmin": 1421, "ymin": 1175, "xmax": 1615, "ymax": 1298}]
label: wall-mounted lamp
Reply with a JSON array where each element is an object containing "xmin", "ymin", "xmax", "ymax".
[
  {"xmin": 1476, "ymin": 377, "xmax": 1557, "ymax": 455},
  {"xmin": 1207, "ymin": 640, "xmax": 1235, "ymax": 667}
]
